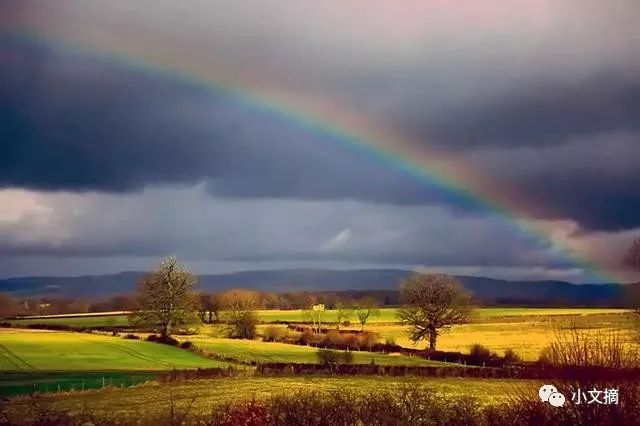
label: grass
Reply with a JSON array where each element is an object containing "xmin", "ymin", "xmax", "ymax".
[
  {"xmin": 8, "ymin": 307, "xmax": 629, "ymax": 328},
  {"xmin": 6, "ymin": 308, "xmax": 635, "ymax": 365},
  {"xmin": 256, "ymin": 307, "xmax": 629, "ymax": 323},
  {"xmin": 0, "ymin": 371, "xmax": 155, "ymax": 397},
  {"xmin": 186, "ymin": 336, "xmax": 447, "ymax": 366},
  {"xmin": 369, "ymin": 312, "xmax": 639, "ymax": 360},
  {"xmin": 5, "ymin": 376, "xmax": 541, "ymax": 417},
  {"xmin": 0, "ymin": 329, "xmax": 227, "ymax": 371},
  {"xmin": 8, "ymin": 315, "xmax": 131, "ymax": 328}
]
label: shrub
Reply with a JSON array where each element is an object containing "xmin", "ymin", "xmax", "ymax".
[
  {"xmin": 343, "ymin": 333, "xmax": 360, "ymax": 350},
  {"xmin": 5, "ymin": 384, "xmax": 640, "ymax": 425},
  {"xmin": 146, "ymin": 334, "xmax": 179, "ymax": 346},
  {"xmin": 299, "ymin": 329, "xmax": 318, "ymax": 346},
  {"xmin": 539, "ymin": 326, "xmax": 638, "ymax": 368},
  {"xmin": 468, "ymin": 344, "xmax": 492, "ymax": 364},
  {"xmin": 316, "ymin": 349, "xmax": 353, "ymax": 366},
  {"xmin": 503, "ymin": 348, "xmax": 521, "ymax": 365},
  {"xmin": 180, "ymin": 341, "xmax": 194, "ymax": 349},
  {"xmin": 358, "ymin": 331, "xmax": 379, "ymax": 349},
  {"xmin": 341, "ymin": 320, "xmax": 351, "ymax": 328},
  {"xmin": 227, "ymin": 311, "xmax": 258, "ymax": 340},
  {"xmin": 262, "ymin": 325, "xmax": 283, "ymax": 342},
  {"xmin": 123, "ymin": 333, "xmax": 140, "ymax": 340},
  {"xmin": 317, "ymin": 349, "xmax": 340, "ymax": 365},
  {"xmin": 325, "ymin": 330, "xmax": 347, "ymax": 346}
]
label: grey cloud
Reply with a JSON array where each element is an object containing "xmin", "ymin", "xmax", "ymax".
[
  {"xmin": 0, "ymin": 185, "xmax": 571, "ymax": 271},
  {"xmin": 467, "ymin": 133, "xmax": 640, "ymax": 231},
  {"xmin": 0, "ymin": 39, "xmax": 476, "ymax": 209},
  {"xmin": 1, "ymin": 0, "xmax": 639, "ymax": 237}
]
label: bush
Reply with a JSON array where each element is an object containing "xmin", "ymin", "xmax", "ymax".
[
  {"xmin": 316, "ymin": 349, "xmax": 353, "ymax": 366},
  {"xmin": 358, "ymin": 331, "xmax": 379, "ymax": 349},
  {"xmin": 317, "ymin": 349, "xmax": 340, "ymax": 365},
  {"xmin": 468, "ymin": 344, "xmax": 492, "ymax": 364},
  {"xmin": 299, "ymin": 329, "xmax": 318, "ymax": 346},
  {"xmin": 343, "ymin": 333, "xmax": 359, "ymax": 350},
  {"xmin": 180, "ymin": 341, "xmax": 194, "ymax": 349},
  {"xmin": 263, "ymin": 325, "xmax": 284, "ymax": 342},
  {"xmin": 227, "ymin": 311, "xmax": 258, "ymax": 340},
  {"xmin": 146, "ymin": 334, "xmax": 179, "ymax": 346},
  {"xmin": 123, "ymin": 333, "xmax": 140, "ymax": 340},
  {"xmin": 503, "ymin": 348, "xmax": 521, "ymax": 365},
  {"xmin": 6, "ymin": 384, "xmax": 640, "ymax": 425},
  {"xmin": 538, "ymin": 327, "xmax": 638, "ymax": 368},
  {"xmin": 325, "ymin": 330, "xmax": 347, "ymax": 346}
]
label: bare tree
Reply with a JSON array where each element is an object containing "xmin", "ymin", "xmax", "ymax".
[
  {"xmin": 397, "ymin": 273, "xmax": 473, "ymax": 351},
  {"xmin": 130, "ymin": 256, "xmax": 199, "ymax": 337},
  {"xmin": 198, "ymin": 293, "xmax": 222, "ymax": 324},
  {"xmin": 304, "ymin": 304, "xmax": 325, "ymax": 333},
  {"xmin": 219, "ymin": 289, "xmax": 259, "ymax": 339},
  {"xmin": 334, "ymin": 302, "xmax": 353, "ymax": 331},
  {"xmin": 0, "ymin": 293, "xmax": 17, "ymax": 318},
  {"xmin": 354, "ymin": 298, "xmax": 380, "ymax": 331}
]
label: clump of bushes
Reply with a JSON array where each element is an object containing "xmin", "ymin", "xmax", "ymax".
[
  {"xmin": 8, "ymin": 383, "xmax": 640, "ymax": 425},
  {"xmin": 299, "ymin": 329, "xmax": 321, "ymax": 346},
  {"xmin": 123, "ymin": 333, "xmax": 140, "ymax": 340},
  {"xmin": 503, "ymin": 348, "xmax": 521, "ymax": 365},
  {"xmin": 180, "ymin": 341, "xmax": 194, "ymax": 349},
  {"xmin": 316, "ymin": 349, "xmax": 354, "ymax": 366},
  {"xmin": 537, "ymin": 327, "xmax": 638, "ymax": 368},
  {"xmin": 262, "ymin": 325, "xmax": 284, "ymax": 342},
  {"xmin": 146, "ymin": 334, "xmax": 179, "ymax": 346},
  {"xmin": 227, "ymin": 311, "xmax": 258, "ymax": 340},
  {"xmin": 468, "ymin": 343, "xmax": 494, "ymax": 365},
  {"xmin": 357, "ymin": 331, "xmax": 379, "ymax": 350}
]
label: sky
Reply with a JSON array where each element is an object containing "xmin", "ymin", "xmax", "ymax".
[{"xmin": 0, "ymin": 1, "xmax": 639, "ymax": 282}]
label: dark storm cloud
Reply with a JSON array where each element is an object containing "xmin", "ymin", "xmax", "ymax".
[
  {"xmin": 0, "ymin": 186, "xmax": 573, "ymax": 272},
  {"xmin": 0, "ymin": 39, "xmax": 474, "ymax": 210},
  {"xmin": 414, "ymin": 75, "xmax": 640, "ymax": 149},
  {"xmin": 1, "ymin": 34, "xmax": 640, "ymax": 232},
  {"xmin": 467, "ymin": 133, "xmax": 640, "ymax": 231}
]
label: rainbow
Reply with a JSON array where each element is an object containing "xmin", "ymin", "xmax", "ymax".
[{"xmin": 0, "ymin": 30, "xmax": 621, "ymax": 283}]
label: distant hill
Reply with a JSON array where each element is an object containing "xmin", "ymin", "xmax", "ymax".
[{"xmin": 0, "ymin": 269, "xmax": 636, "ymax": 307}]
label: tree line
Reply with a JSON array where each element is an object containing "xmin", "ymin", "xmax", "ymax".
[{"xmin": 0, "ymin": 285, "xmax": 392, "ymax": 318}]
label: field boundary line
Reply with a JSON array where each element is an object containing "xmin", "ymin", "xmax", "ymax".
[
  {"xmin": 0, "ymin": 344, "xmax": 37, "ymax": 370},
  {"xmin": 100, "ymin": 340, "xmax": 203, "ymax": 369}
]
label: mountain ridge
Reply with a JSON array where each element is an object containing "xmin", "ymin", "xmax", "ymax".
[{"xmin": 0, "ymin": 269, "xmax": 636, "ymax": 307}]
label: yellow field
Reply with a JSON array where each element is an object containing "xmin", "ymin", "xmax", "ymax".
[
  {"xmin": 6, "ymin": 376, "xmax": 540, "ymax": 419},
  {"xmin": 251, "ymin": 310, "xmax": 638, "ymax": 361}
]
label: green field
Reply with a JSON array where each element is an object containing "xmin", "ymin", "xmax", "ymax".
[
  {"xmin": 8, "ymin": 314, "xmax": 131, "ymax": 328},
  {"xmin": 187, "ymin": 336, "xmax": 447, "ymax": 366},
  {"xmin": 8, "ymin": 307, "xmax": 635, "ymax": 364},
  {"xmin": 8, "ymin": 307, "xmax": 630, "ymax": 328},
  {"xmin": 0, "ymin": 329, "xmax": 227, "ymax": 371},
  {"xmin": 0, "ymin": 371, "xmax": 156, "ymax": 397},
  {"xmin": 5, "ymin": 376, "xmax": 540, "ymax": 418}
]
